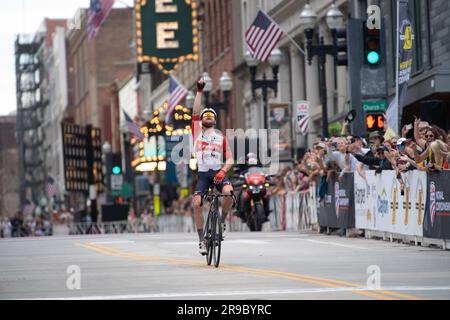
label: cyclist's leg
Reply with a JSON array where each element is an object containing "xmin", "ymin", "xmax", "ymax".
[
  {"xmin": 193, "ymin": 172, "xmax": 211, "ymax": 242},
  {"xmin": 217, "ymin": 178, "xmax": 234, "ymax": 223}
]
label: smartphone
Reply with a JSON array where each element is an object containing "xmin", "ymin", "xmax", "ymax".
[{"xmin": 406, "ymin": 124, "xmax": 413, "ymax": 131}]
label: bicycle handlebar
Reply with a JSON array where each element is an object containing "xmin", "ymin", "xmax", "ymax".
[{"xmin": 201, "ymin": 190, "xmax": 237, "ymax": 209}]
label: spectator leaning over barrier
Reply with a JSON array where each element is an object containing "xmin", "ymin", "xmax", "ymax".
[
  {"xmin": 413, "ymin": 118, "xmax": 432, "ymax": 153},
  {"xmin": 374, "ymin": 146, "xmax": 394, "ymax": 174},
  {"xmin": 325, "ymin": 138, "xmax": 360, "ymax": 178},
  {"xmin": 411, "ymin": 127, "xmax": 448, "ymax": 171},
  {"xmin": 353, "ymin": 131, "xmax": 384, "ymax": 170},
  {"xmin": 349, "ymin": 136, "xmax": 370, "ymax": 156},
  {"xmin": 395, "ymin": 138, "xmax": 424, "ymax": 171}
]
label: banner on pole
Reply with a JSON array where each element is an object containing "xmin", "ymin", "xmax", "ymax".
[
  {"xmin": 295, "ymin": 100, "xmax": 310, "ymax": 135},
  {"xmin": 269, "ymin": 103, "xmax": 293, "ymax": 161},
  {"xmin": 387, "ymin": 0, "xmax": 415, "ymax": 134}
]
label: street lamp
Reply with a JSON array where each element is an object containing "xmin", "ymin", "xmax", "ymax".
[
  {"xmin": 186, "ymin": 91, "xmax": 195, "ymax": 110},
  {"xmin": 299, "ymin": 2, "xmax": 346, "ymax": 138},
  {"xmin": 102, "ymin": 141, "xmax": 112, "ymax": 155},
  {"xmin": 202, "ymin": 71, "xmax": 233, "ymax": 130},
  {"xmin": 202, "ymin": 71, "xmax": 213, "ymax": 103},
  {"xmin": 245, "ymin": 49, "xmax": 281, "ymax": 130}
]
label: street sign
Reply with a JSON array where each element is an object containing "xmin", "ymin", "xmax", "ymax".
[
  {"xmin": 111, "ymin": 174, "xmax": 123, "ymax": 191},
  {"xmin": 362, "ymin": 100, "xmax": 387, "ymax": 113}
]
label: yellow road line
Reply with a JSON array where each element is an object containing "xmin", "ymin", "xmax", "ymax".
[{"xmin": 78, "ymin": 242, "xmax": 423, "ymax": 300}]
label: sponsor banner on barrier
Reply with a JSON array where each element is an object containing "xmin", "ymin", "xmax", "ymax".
[
  {"xmin": 317, "ymin": 173, "xmax": 355, "ymax": 229},
  {"xmin": 354, "ymin": 171, "xmax": 426, "ymax": 236},
  {"xmin": 424, "ymin": 171, "xmax": 450, "ymax": 240}
]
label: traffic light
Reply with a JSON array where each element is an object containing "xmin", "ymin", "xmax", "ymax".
[
  {"xmin": 365, "ymin": 113, "xmax": 384, "ymax": 131},
  {"xmin": 111, "ymin": 153, "xmax": 122, "ymax": 175},
  {"xmin": 333, "ymin": 28, "xmax": 348, "ymax": 66},
  {"xmin": 364, "ymin": 26, "xmax": 381, "ymax": 66}
]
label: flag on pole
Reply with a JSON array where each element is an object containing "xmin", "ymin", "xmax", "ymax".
[
  {"xmin": 245, "ymin": 9, "xmax": 285, "ymax": 62},
  {"xmin": 165, "ymin": 75, "xmax": 188, "ymax": 123},
  {"xmin": 23, "ymin": 201, "xmax": 36, "ymax": 216},
  {"xmin": 46, "ymin": 176, "xmax": 57, "ymax": 198},
  {"xmin": 123, "ymin": 110, "xmax": 145, "ymax": 140},
  {"xmin": 88, "ymin": 0, "xmax": 115, "ymax": 41}
]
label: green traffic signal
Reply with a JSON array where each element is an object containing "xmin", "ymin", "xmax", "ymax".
[
  {"xmin": 112, "ymin": 166, "xmax": 121, "ymax": 175},
  {"xmin": 367, "ymin": 51, "xmax": 380, "ymax": 65}
]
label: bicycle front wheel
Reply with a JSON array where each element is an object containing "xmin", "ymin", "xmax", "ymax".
[
  {"xmin": 205, "ymin": 212, "xmax": 214, "ymax": 266},
  {"xmin": 213, "ymin": 211, "xmax": 222, "ymax": 268}
]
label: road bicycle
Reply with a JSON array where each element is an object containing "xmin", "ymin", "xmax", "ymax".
[{"xmin": 201, "ymin": 188, "xmax": 236, "ymax": 268}]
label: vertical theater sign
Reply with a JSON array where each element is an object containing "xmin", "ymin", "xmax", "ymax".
[{"xmin": 136, "ymin": 0, "xmax": 199, "ymax": 74}]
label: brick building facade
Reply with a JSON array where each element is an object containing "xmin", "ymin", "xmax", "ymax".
[
  {"xmin": 65, "ymin": 8, "xmax": 135, "ymax": 153},
  {"xmin": 203, "ymin": 0, "xmax": 237, "ymax": 130}
]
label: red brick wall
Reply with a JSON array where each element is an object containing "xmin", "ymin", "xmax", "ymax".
[
  {"xmin": 66, "ymin": 9, "xmax": 134, "ymax": 145},
  {"xmin": 204, "ymin": 0, "xmax": 235, "ymax": 130}
]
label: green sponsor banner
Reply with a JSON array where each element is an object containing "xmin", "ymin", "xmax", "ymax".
[
  {"xmin": 362, "ymin": 100, "xmax": 387, "ymax": 113},
  {"xmin": 136, "ymin": 0, "xmax": 199, "ymax": 74}
]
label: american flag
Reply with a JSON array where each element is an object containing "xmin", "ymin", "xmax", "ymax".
[
  {"xmin": 245, "ymin": 9, "xmax": 285, "ymax": 62},
  {"xmin": 88, "ymin": 0, "xmax": 115, "ymax": 41},
  {"xmin": 47, "ymin": 176, "xmax": 58, "ymax": 198},
  {"xmin": 123, "ymin": 110, "xmax": 145, "ymax": 140},
  {"xmin": 23, "ymin": 201, "xmax": 36, "ymax": 216},
  {"xmin": 165, "ymin": 75, "xmax": 188, "ymax": 123}
]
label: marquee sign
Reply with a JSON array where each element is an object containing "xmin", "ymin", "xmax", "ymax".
[{"xmin": 135, "ymin": 0, "xmax": 199, "ymax": 74}]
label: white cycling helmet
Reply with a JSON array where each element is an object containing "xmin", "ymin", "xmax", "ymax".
[
  {"xmin": 247, "ymin": 153, "xmax": 258, "ymax": 165},
  {"xmin": 200, "ymin": 108, "xmax": 217, "ymax": 119}
]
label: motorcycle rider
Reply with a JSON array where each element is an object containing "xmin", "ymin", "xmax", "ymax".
[{"xmin": 236, "ymin": 153, "xmax": 271, "ymax": 223}]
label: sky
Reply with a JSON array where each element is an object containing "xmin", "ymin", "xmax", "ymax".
[{"xmin": 0, "ymin": 0, "xmax": 134, "ymax": 116}]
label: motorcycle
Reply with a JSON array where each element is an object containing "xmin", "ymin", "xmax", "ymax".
[{"xmin": 233, "ymin": 167, "xmax": 273, "ymax": 232}]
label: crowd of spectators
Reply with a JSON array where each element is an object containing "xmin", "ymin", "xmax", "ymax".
[
  {"xmin": 272, "ymin": 115, "xmax": 450, "ymax": 199},
  {"xmin": 0, "ymin": 209, "xmax": 75, "ymax": 238}
]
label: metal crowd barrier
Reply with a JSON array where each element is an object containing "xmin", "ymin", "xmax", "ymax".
[{"xmin": 64, "ymin": 186, "xmax": 319, "ymax": 235}]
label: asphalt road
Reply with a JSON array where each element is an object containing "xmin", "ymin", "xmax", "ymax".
[{"xmin": 1, "ymin": 231, "xmax": 449, "ymax": 300}]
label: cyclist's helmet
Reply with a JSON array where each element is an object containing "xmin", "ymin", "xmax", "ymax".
[
  {"xmin": 200, "ymin": 108, "xmax": 217, "ymax": 120},
  {"xmin": 247, "ymin": 153, "xmax": 258, "ymax": 166}
]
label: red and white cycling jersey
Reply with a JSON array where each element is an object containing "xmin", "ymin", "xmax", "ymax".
[{"xmin": 192, "ymin": 115, "xmax": 233, "ymax": 172}]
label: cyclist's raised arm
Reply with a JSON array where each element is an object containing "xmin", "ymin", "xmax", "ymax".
[
  {"xmin": 192, "ymin": 79, "xmax": 205, "ymax": 140},
  {"xmin": 193, "ymin": 79, "xmax": 205, "ymax": 117}
]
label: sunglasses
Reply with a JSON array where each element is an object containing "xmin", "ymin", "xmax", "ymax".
[
  {"xmin": 202, "ymin": 112, "xmax": 216, "ymax": 119},
  {"xmin": 425, "ymin": 135, "xmax": 434, "ymax": 139}
]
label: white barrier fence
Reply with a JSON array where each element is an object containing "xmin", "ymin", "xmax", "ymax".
[{"xmin": 354, "ymin": 171, "xmax": 427, "ymax": 237}]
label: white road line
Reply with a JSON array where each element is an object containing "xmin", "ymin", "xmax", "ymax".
[
  {"xmin": 15, "ymin": 286, "xmax": 450, "ymax": 300},
  {"xmin": 293, "ymin": 239, "xmax": 369, "ymax": 250},
  {"xmin": 90, "ymin": 240, "xmax": 135, "ymax": 245},
  {"xmin": 165, "ymin": 240, "xmax": 269, "ymax": 246}
]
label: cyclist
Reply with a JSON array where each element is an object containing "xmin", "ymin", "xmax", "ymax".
[{"xmin": 192, "ymin": 78, "xmax": 235, "ymax": 256}]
